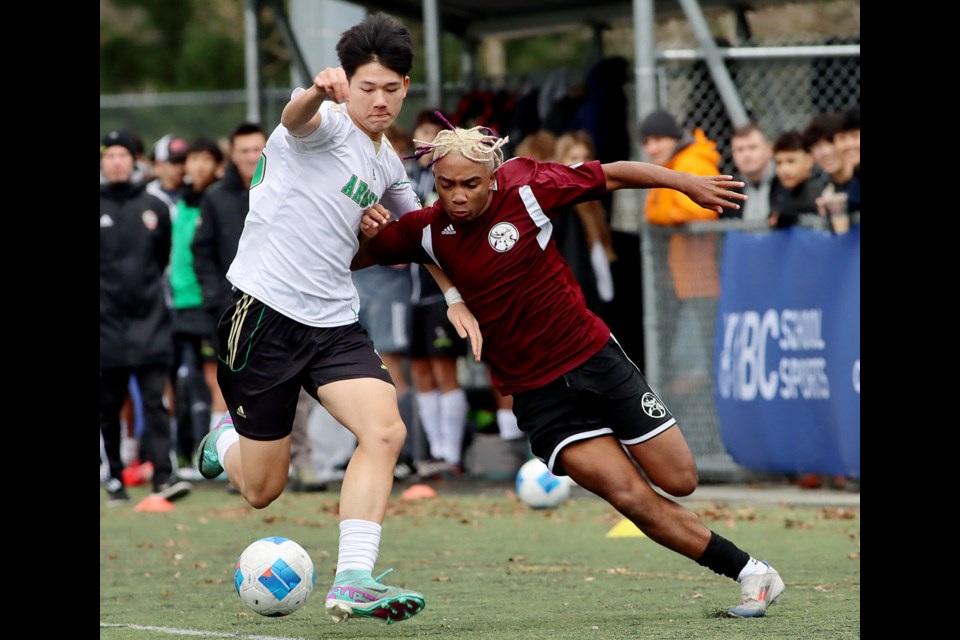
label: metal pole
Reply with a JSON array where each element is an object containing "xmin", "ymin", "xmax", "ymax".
[
  {"xmin": 244, "ymin": 0, "xmax": 261, "ymax": 123},
  {"xmin": 677, "ymin": 0, "xmax": 749, "ymax": 128},
  {"xmin": 267, "ymin": 0, "xmax": 313, "ymax": 90},
  {"xmin": 423, "ymin": 0, "xmax": 443, "ymax": 108},
  {"xmin": 632, "ymin": 0, "xmax": 657, "ymax": 137},
  {"xmin": 632, "ymin": 0, "xmax": 661, "ymax": 382}
]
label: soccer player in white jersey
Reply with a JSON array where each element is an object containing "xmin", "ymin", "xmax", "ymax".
[
  {"xmin": 195, "ymin": 15, "xmax": 479, "ymax": 625},
  {"xmin": 356, "ymin": 124, "xmax": 786, "ymax": 619}
]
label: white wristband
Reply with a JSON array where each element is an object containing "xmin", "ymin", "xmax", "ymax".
[{"xmin": 444, "ymin": 287, "xmax": 464, "ymax": 306}]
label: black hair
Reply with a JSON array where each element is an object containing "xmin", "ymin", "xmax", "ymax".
[
  {"xmin": 336, "ymin": 13, "xmax": 414, "ymax": 79},
  {"xmin": 230, "ymin": 122, "xmax": 264, "ymax": 144},
  {"xmin": 187, "ymin": 137, "xmax": 224, "ymax": 164},
  {"xmin": 801, "ymin": 113, "xmax": 842, "ymax": 150},
  {"xmin": 838, "ymin": 106, "xmax": 860, "ymax": 133},
  {"xmin": 772, "ymin": 130, "xmax": 806, "ymax": 154}
]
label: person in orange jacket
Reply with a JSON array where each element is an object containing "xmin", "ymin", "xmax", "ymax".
[{"xmin": 640, "ymin": 109, "xmax": 721, "ymax": 391}]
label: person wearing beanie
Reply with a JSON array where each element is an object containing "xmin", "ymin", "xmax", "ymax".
[
  {"xmin": 638, "ymin": 109, "xmax": 683, "ymax": 141},
  {"xmin": 102, "ymin": 129, "xmax": 141, "ymax": 158},
  {"xmin": 101, "ymin": 130, "xmax": 148, "ymax": 185},
  {"xmin": 639, "ymin": 109, "xmax": 723, "ymax": 395},
  {"xmin": 100, "ymin": 130, "xmax": 192, "ymax": 506}
]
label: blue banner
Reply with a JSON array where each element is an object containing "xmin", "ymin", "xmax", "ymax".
[{"xmin": 715, "ymin": 226, "xmax": 860, "ymax": 478}]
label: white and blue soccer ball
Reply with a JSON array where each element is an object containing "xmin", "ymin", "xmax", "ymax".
[
  {"xmin": 516, "ymin": 458, "xmax": 571, "ymax": 509},
  {"xmin": 235, "ymin": 536, "xmax": 315, "ymax": 617}
]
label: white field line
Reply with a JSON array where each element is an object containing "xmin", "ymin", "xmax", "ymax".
[{"xmin": 99, "ymin": 623, "xmax": 305, "ymax": 640}]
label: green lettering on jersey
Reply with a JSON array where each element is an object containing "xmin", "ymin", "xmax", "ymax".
[
  {"xmin": 351, "ymin": 181, "xmax": 369, "ymax": 205},
  {"xmin": 341, "ymin": 175, "xmax": 358, "ymax": 198},
  {"xmin": 341, "ymin": 174, "xmax": 378, "ymax": 207},
  {"xmin": 250, "ymin": 153, "xmax": 266, "ymax": 189},
  {"xmin": 360, "ymin": 191, "xmax": 379, "ymax": 208}
]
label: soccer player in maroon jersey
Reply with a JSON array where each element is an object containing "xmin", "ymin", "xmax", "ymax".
[{"xmin": 354, "ymin": 124, "xmax": 785, "ymax": 618}]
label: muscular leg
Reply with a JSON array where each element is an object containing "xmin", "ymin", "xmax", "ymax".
[
  {"xmin": 625, "ymin": 424, "xmax": 699, "ymax": 498},
  {"xmin": 560, "ymin": 434, "xmax": 710, "ymax": 559},
  {"xmin": 223, "ymin": 435, "xmax": 292, "ymax": 509},
  {"xmin": 318, "ymin": 377, "xmax": 406, "ymax": 523},
  {"xmin": 561, "ymin": 433, "xmax": 782, "ymax": 616}
]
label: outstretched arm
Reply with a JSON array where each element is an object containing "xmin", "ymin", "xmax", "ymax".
[
  {"xmin": 601, "ymin": 161, "xmax": 746, "ymax": 214},
  {"xmin": 281, "ymin": 67, "xmax": 350, "ymax": 137}
]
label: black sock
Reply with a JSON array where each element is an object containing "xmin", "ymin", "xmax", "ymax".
[{"xmin": 696, "ymin": 531, "xmax": 749, "ymax": 580}]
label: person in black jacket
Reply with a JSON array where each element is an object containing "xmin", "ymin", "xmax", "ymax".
[
  {"xmin": 192, "ymin": 123, "xmax": 265, "ymax": 321},
  {"xmin": 100, "ymin": 130, "xmax": 191, "ymax": 505}
]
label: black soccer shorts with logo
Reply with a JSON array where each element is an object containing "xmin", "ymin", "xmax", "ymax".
[
  {"xmin": 510, "ymin": 336, "xmax": 676, "ymax": 476},
  {"xmin": 216, "ymin": 290, "xmax": 393, "ymax": 441}
]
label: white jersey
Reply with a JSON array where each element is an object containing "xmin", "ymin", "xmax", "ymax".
[{"xmin": 227, "ymin": 100, "xmax": 421, "ymax": 327}]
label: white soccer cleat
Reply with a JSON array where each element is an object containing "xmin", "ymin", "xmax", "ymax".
[{"xmin": 727, "ymin": 562, "xmax": 785, "ymax": 618}]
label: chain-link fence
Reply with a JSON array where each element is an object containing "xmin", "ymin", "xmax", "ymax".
[
  {"xmin": 659, "ymin": 41, "xmax": 860, "ymax": 175},
  {"xmin": 641, "ymin": 215, "xmax": 855, "ymax": 481}
]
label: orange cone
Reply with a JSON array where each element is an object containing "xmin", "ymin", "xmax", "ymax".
[
  {"xmin": 134, "ymin": 494, "xmax": 174, "ymax": 512},
  {"xmin": 401, "ymin": 484, "xmax": 438, "ymax": 500}
]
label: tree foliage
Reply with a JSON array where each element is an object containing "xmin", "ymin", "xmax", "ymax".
[{"xmin": 101, "ymin": 0, "xmax": 258, "ymax": 92}]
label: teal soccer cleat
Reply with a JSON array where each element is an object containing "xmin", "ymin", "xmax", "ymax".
[
  {"xmin": 197, "ymin": 414, "xmax": 235, "ymax": 479},
  {"xmin": 325, "ymin": 569, "xmax": 425, "ymax": 624}
]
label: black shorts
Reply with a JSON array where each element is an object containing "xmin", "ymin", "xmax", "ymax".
[
  {"xmin": 216, "ymin": 291, "xmax": 393, "ymax": 441},
  {"xmin": 511, "ymin": 337, "xmax": 676, "ymax": 476},
  {"xmin": 409, "ymin": 299, "xmax": 466, "ymax": 359}
]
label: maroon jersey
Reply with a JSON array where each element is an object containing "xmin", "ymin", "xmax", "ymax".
[{"xmin": 368, "ymin": 157, "xmax": 612, "ymax": 394}]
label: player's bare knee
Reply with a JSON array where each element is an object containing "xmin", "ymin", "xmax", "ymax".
[
  {"xmin": 359, "ymin": 418, "xmax": 406, "ymax": 456},
  {"xmin": 657, "ymin": 467, "xmax": 698, "ymax": 497},
  {"xmin": 603, "ymin": 482, "xmax": 653, "ymax": 518},
  {"xmin": 243, "ymin": 484, "xmax": 284, "ymax": 509}
]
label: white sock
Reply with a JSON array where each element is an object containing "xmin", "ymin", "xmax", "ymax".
[
  {"xmin": 416, "ymin": 390, "xmax": 443, "ymax": 459},
  {"xmin": 337, "ymin": 519, "xmax": 382, "ymax": 573},
  {"xmin": 439, "ymin": 388, "xmax": 468, "ymax": 464},
  {"xmin": 215, "ymin": 427, "xmax": 239, "ymax": 466},
  {"xmin": 737, "ymin": 557, "xmax": 768, "ymax": 581},
  {"xmin": 497, "ymin": 408, "xmax": 524, "ymax": 440}
]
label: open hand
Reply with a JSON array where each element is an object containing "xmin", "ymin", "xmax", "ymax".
[
  {"xmin": 686, "ymin": 175, "xmax": 747, "ymax": 214},
  {"xmin": 447, "ymin": 303, "xmax": 483, "ymax": 363}
]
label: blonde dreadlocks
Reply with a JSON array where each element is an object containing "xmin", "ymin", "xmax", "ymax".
[{"xmin": 409, "ymin": 114, "xmax": 509, "ymax": 171}]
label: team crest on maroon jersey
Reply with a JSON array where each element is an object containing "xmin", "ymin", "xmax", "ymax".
[
  {"xmin": 488, "ymin": 222, "xmax": 519, "ymax": 252},
  {"xmin": 142, "ymin": 209, "xmax": 159, "ymax": 231}
]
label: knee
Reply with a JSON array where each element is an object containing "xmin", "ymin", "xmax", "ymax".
[
  {"xmin": 384, "ymin": 419, "xmax": 407, "ymax": 454},
  {"xmin": 242, "ymin": 485, "xmax": 284, "ymax": 510},
  {"xmin": 604, "ymin": 483, "xmax": 657, "ymax": 525},
  {"xmin": 656, "ymin": 465, "xmax": 699, "ymax": 497},
  {"xmin": 358, "ymin": 418, "xmax": 407, "ymax": 456}
]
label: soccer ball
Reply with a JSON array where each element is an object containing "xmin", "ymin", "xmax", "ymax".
[
  {"xmin": 234, "ymin": 536, "xmax": 315, "ymax": 617},
  {"xmin": 515, "ymin": 458, "xmax": 571, "ymax": 509}
]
